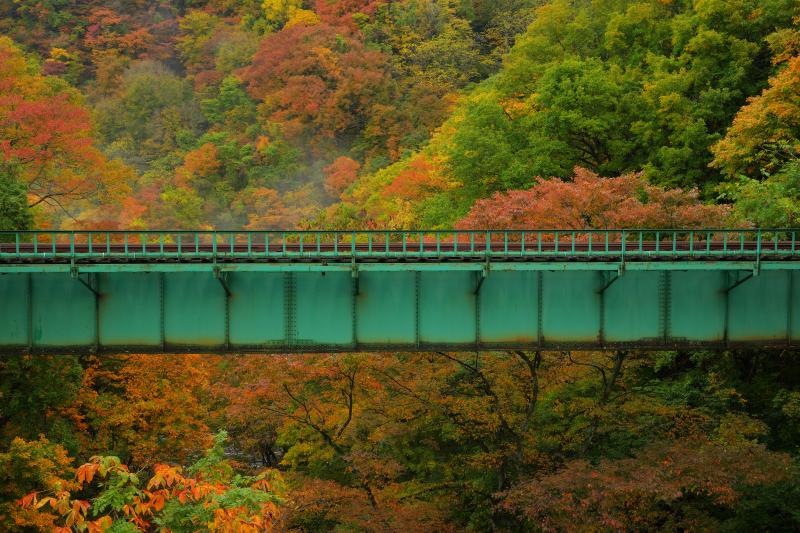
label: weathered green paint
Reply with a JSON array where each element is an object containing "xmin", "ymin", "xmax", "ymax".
[
  {"xmin": 355, "ymin": 271, "xmax": 416, "ymax": 346},
  {"xmin": 0, "ymin": 274, "xmax": 27, "ymax": 345},
  {"xmin": 478, "ymin": 271, "xmax": 538, "ymax": 344},
  {"xmin": 1, "ymin": 263, "xmax": 799, "ymax": 353},
  {"xmin": 98, "ymin": 273, "xmax": 161, "ymax": 346},
  {"xmin": 227, "ymin": 272, "xmax": 285, "ymax": 347}
]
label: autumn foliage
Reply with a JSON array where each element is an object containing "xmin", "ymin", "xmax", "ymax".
[
  {"xmin": 456, "ymin": 167, "xmax": 733, "ymax": 230},
  {"xmin": 323, "ymin": 156, "xmax": 361, "ymax": 197},
  {"xmin": 0, "ymin": 37, "xmax": 131, "ymax": 226},
  {"xmin": 17, "ymin": 435, "xmax": 284, "ymax": 532},
  {"xmin": 241, "ymin": 23, "xmax": 389, "ymax": 145},
  {"xmin": 2, "ymin": 1, "xmax": 800, "ymax": 532}
]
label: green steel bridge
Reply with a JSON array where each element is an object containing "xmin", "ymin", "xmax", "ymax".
[{"xmin": 1, "ymin": 229, "xmax": 799, "ymax": 354}]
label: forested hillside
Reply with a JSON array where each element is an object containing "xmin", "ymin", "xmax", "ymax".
[{"xmin": 2, "ymin": 0, "xmax": 800, "ymax": 531}]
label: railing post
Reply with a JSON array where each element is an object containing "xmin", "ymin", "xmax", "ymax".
[{"xmin": 756, "ymin": 229, "xmax": 762, "ymax": 264}]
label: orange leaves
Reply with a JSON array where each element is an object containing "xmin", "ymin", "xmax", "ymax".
[
  {"xmin": 712, "ymin": 55, "xmax": 800, "ymax": 178},
  {"xmin": 18, "ymin": 492, "xmax": 36, "ymax": 508},
  {"xmin": 239, "ymin": 185, "xmax": 319, "ymax": 230},
  {"xmin": 503, "ymin": 437, "xmax": 793, "ymax": 530},
  {"xmin": 209, "ymin": 503, "xmax": 281, "ymax": 533},
  {"xmin": 456, "ymin": 167, "xmax": 732, "ymax": 230},
  {"xmin": 179, "ymin": 142, "xmax": 223, "ymax": 183},
  {"xmin": 72, "ymin": 355, "xmax": 216, "ymax": 467},
  {"xmin": 18, "ymin": 448, "xmax": 286, "ymax": 533},
  {"xmin": 75, "ymin": 463, "xmax": 100, "ymax": 486},
  {"xmin": 323, "ymin": 156, "xmax": 361, "ymax": 197},
  {"xmin": 87, "ymin": 515, "xmax": 113, "ymax": 533},
  {"xmin": 147, "ymin": 464, "xmax": 183, "ymax": 489},
  {"xmin": 0, "ymin": 36, "xmax": 134, "ymax": 225},
  {"xmin": 241, "ymin": 23, "xmax": 389, "ymax": 147},
  {"xmin": 383, "ymin": 155, "xmax": 453, "ymax": 201}
]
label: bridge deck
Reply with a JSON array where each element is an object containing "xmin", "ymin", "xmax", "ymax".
[{"xmin": 1, "ymin": 229, "xmax": 798, "ymax": 354}]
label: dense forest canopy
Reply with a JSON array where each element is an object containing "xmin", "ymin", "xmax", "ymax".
[{"xmin": 1, "ymin": 0, "xmax": 800, "ymax": 531}]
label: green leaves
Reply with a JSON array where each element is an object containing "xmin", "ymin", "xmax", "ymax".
[{"xmin": 0, "ymin": 164, "xmax": 32, "ymax": 232}]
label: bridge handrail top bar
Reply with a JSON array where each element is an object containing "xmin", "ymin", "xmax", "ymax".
[{"xmin": 1, "ymin": 227, "xmax": 798, "ymax": 234}]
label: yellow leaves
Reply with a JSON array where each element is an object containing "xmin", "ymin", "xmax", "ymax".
[
  {"xmin": 64, "ymin": 499, "xmax": 90, "ymax": 527},
  {"xmin": 35, "ymin": 496, "xmax": 56, "ymax": 509},
  {"xmin": 285, "ymin": 9, "xmax": 321, "ymax": 29},
  {"xmin": 49, "ymin": 47, "xmax": 74, "ymax": 61},
  {"xmin": 499, "ymin": 96, "xmax": 533, "ymax": 120},
  {"xmin": 715, "ymin": 413, "xmax": 769, "ymax": 445},
  {"xmin": 262, "ymin": 0, "xmax": 302, "ymax": 26},
  {"xmin": 73, "ymin": 355, "xmax": 216, "ymax": 467}
]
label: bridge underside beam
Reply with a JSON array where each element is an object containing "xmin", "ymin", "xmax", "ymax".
[{"xmin": 0, "ymin": 264, "xmax": 797, "ymax": 353}]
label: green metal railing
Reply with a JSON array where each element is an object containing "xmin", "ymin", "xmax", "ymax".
[{"xmin": 0, "ymin": 229, "xmax": 798, "ymax": 261}]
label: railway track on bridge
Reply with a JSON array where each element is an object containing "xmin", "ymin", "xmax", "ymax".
[{"xmin": 1, "ymin": 229, "xmax": 799, "ymax": 263}]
